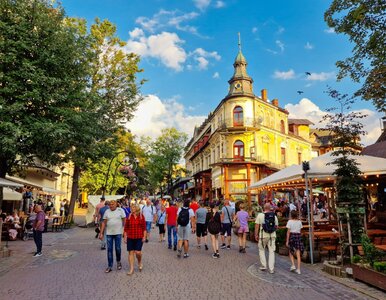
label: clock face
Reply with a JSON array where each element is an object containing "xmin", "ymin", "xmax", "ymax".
[{"xmin": 235, "ymin": 82, "xmax": 241, "ymax": 89}]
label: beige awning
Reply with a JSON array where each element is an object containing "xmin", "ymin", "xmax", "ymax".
[
  {"xmin": 6, "ymin": 176, "xmax": 43, "ymax": 189},
  {"xmin": 3, "ymin": 188, "xmax": 23, "ymax": 201},
  {"xmin": 0, "ymin": 178, "xmax": 23, "ymax": 188},
  {"xmin": 40, "ymin": 187, "xmax": 66, "ymax": 195}
]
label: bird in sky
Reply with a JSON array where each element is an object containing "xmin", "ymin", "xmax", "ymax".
[
  {"xmin": 305, "ymin": 72, "xmax": 311, "ymax": 76},
  {"xmin": 297, "ymin": 91, "xmax": 304, "ymax": 95}
]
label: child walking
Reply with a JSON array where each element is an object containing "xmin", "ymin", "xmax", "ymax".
[{"xmin": 286, "ymin": 210, "xmax": 304, "ymax": 274}]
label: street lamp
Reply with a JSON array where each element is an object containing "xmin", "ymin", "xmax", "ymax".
[{"xmin": 102, "ymin": 151, "xmax": 138, "ymax": 198}]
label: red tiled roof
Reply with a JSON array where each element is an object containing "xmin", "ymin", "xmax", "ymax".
[{"xmin": 361, "ymin": 141, "xmax": 386, "ymax": 159}]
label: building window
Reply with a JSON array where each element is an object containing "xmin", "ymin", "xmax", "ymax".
[
  {"xmin": 280, "ymin": 120, "xmax": 285, "ymax": 134},
  {"xmin": 233, "ymin": 140, "xmax": 244, "ymax": 161},
  {"xmin": 281, "ymin": 148, "xmax": 286, "ymax": 165},
  {"xmin": 233, "ymin": 106, "xmax": 243, "ymax": 126},
  {"xmin": 298, "ymin": 152, "xmax": 302, "ymax": 164}
]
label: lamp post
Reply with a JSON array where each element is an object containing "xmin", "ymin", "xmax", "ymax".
[
  {"xmin": 303, "ymin": 161, "xmax": 314, "ymax": 264},
  {"xmin": 102, "ymin": 151, "xmax": 138, "ymax": 198}
]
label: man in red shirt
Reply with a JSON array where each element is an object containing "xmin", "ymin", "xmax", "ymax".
[{"xmin": 165, "ymin": 201, "xmax": 178, "ymax": 251}]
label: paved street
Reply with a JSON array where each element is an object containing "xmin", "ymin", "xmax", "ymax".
[{"xmin": 0, "ymin": 219, "xmax": 383, "ymax": 300}]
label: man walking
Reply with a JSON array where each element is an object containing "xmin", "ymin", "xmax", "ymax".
[
  {"xmin": 32, "ymin": 204, "xmax": 45, "ymax": 257},
  {"xmin": 195, "ymin": 201, "xmax": 209, "ymax": 250},
  {"xmin": 220, "ymin": 199, "xmax": 234, "ymax": 249},
  {"xmin": 176, "ymin": 200, "xmax": 194, "ymax": 258},
  {"xmin": 99, "ymin": 200, "xmax": 126, "ymax": 273},
  {"xmin": 142, "ymin": 198, "xmax": 156, "ymax": 242},
  {"xmin": 255, "ymin": 203, "xmax": 279, "ymax": 274},
  {"xmin": 165, "ymin": 200, "xmax": 178, "ymax": 250}
]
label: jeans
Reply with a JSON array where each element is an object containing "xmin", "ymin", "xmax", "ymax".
[
  {"xmin": 33, "ymin": 229, "xmax": 43, "ymax": 253},
  {"xmin": 106, "ymin": 234, "xmax": 122, "ymax": 268},
  {"xmin": 167, "ymin": 225, "xmax": 177, "ymax": 247}
]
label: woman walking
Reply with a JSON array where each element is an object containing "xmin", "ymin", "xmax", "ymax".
[
  {"xmin": 156, "ymin": 205, "xmax": 166, "ymax": 242},
  {"xmin": 286, "ymin": 210, "xmax": 304, "ymax": 274},
  {"xmin": 207, "ymin": 203, "xmax": 221, "ymax": 258},
  {"xmin": 235, "ymin": 203, "xmax": 249, "ymax": 253},
  {"xmin": 123, "ymin": 204, "xmax": 146, "ymax": 275}
]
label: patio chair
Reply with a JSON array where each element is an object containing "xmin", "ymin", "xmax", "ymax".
[
  {"xmin": 63, "ymin": 215, "xmax": 73, "ymax": 229},
  {"xmin": 321, "ymin": 238, "xmax": 339, "ymax": 260},
  {"xmin": 51, "ymin": 216, "xmax": 64, "ymax": 232}
]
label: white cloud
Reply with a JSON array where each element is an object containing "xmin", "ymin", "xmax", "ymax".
[
  {"xmin": 273, "ymin": 69, "xmax": 296, "ymax": 80},
  {"xmin": 276, "ymin": 40, "xmax": 285, "ymax": 52},
  {"xmin": 252, "ymin": 27, "xmax": 258, "ymax": 33},
  {"xmin": 129, "ymin": 28, "xmax": 144, "ymax": 39},
  {"xmin": 215, "ymin": 1, "xmax": 225, "ymax": 8},
  {"xmin": 277, "ymin": 27, "xmax": 285, "ymax": 34},
  {"xmin": 213, "ymin": 72, "xmax": 220, "ymax": 78},
  {"xmin": 125, "ymin": 29, "xmax": 187, "ymax": 71},
  {"xmin": 306, "ymin": 72, "xmax": 335, "ymax": 81},
  {"xmin": 136, "ymin": 9, "xmax": 200, "ymax": 35},
  {"xmin": 324, "ymin": 28, "xmax": 335, "ymax": 34},
  {"xmin": 195, "ymin": 56, "xmax": 209, "ymax": 70},
  {"xmin": 194, "ymin": 0, "xmax": 211, "ymax": 11},
  {"xmin": 126, "ymin": 94, "xmax": 206, "ymax": 140},
  {"xmin": 285, "ymin": 98, "xmax": 382, "ymax": 146},
  {"xmin": 190, "ymin": 48, "xmax": 221, "ymax": 70},
  {"xmin": 305, "ymin": 42, "xmax": 314, "ymax": 50}
]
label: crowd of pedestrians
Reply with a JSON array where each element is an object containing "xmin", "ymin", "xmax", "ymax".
[{"xmin": 95, "ymin": 196, "xmax": 304, "ymax": 277}]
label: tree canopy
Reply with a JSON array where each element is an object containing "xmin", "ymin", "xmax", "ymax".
[{"xmin": 325, "ymin": 0, "xmax": 386, "ymax": 112}]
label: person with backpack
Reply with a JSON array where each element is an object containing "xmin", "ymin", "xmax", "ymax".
[
  {"xmin": 220, "ymin": 199, "xmax": 235, "ymax": 249},
  {"xmin": 207, "ymin": 202, "xmax": 222, "ymax": 258},
  {"xmin": 254, "ymin": 203, "xmax": 279, "ymax": 274},
  {"xmin": 195, "ymin": 200, "xmax": 209, "ymax": 250},
  {"xmin": 176, "ymin": 200, "xmax": 194, "ymax": 258}
]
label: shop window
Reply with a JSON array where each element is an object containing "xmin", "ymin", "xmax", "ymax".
[
  {"xmin": 233, "ymin": 140, "xmax": 244, "ymax": 161},
  {"xmin": 280, "ymin": 120, "xmax": 285, "ymax": 134},
  {"xmin": 233, "ymin": 106, "xmax": 243, "ymax": 126}
]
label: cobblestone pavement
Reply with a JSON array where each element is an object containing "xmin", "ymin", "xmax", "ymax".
[{"xmin": 0, "ymin": 223, "xmax": 383, "ymax": 300}]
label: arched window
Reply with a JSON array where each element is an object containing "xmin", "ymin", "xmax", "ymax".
[
  {"xmin": 233, "ymin": 106, "xmax": 243, "ymax": 126},
  {"xmin": 233, "ymin": 140, "xmax": 244, "ymax": 161},
  {"xmin": 280, "ymin": 120, "xmax": 285, "ymax": 133}
]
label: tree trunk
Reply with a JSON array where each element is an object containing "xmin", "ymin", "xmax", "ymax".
[{"xmin": 69, "ymin": 164, "xmax": 81, "ymax": 215}]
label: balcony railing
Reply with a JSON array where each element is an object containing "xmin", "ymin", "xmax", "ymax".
[{"xmin": 217, "ymin": 118, "xmax": 261, "ymax": 130}]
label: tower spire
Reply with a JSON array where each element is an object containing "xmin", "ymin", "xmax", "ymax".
[{"xmin": 238, "ymin": 32, "xmax": 241, "ymax": 51}]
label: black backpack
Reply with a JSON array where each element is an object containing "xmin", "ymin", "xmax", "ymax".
[
  {"xmin": 177, "ymin": 208, "xmax": 190, "ymax": 226},
  {"xmin": 207, "ymin": 211, "xmax": 221, "ymax": 235},
  {"xmin": 262, "ymin": 212, "xmax": 276, "ymax": 234}
]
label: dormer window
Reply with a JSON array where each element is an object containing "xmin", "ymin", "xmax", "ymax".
[{"xmin": 233, "ymin": 106, "xmax": 243, "ymax": 126}]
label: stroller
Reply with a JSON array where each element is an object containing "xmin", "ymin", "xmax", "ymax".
[{"xmin": 22, "ymin": 217, "xmax": 34, "ymax": 241}]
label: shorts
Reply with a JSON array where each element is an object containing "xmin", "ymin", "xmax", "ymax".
[
  {"xmin": 158, "ymin": 223, "xmax": 166, "ymax": 234},
  {"xmin": 238, "ymin": 225, "xmax": 249, "ymax": 234},
  {"xmin": 127, "ymin": 238, "xmax": 143, "ymax": 251},
  {"xmin": 196, "ymin": 223, "xmax": 208, "ymax": 237},
  {"xmin": 177, "ymin": 225, "xmax": 190, "ymax": 240},
  {"xmin": 145, "ymin": 221, "xmax": 152, "ymax": 232},
  {"xmin": 220, "ymin": 223, "xmax": 232, "ymax": 236}
]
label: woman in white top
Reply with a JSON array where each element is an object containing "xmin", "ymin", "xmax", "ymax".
[{"xmin": 286, "ymin": 210, "xmax": 304, "ymax": 274}]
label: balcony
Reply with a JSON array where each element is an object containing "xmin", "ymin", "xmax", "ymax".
[{"xmin": 217, "ymin": 118, "xmax": 261, "ymax": 131}]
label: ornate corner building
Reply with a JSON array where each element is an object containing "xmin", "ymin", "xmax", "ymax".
[{"xmin": 184, "ymin": 40, "xmax": 313, "ymax": 205}]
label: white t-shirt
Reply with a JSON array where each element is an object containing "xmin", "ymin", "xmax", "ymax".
[
  {"xmin": 103, "ymin": 208, "xmax": 126, "ymax": 235},
  {"xmin": 142, "ymin": 205, "xmax": 156, "ymax": 222},
  {"xmin": 289, "ymin": 203, "xmax": 297, "ymax": 211},
  {"xmin": 286, "ymin": 219, "xmax": 302, "ymax": 233},
  {"xmin": 255, "ymin": 212, "xmax": 279, "ymax": 239},
  {"xmin": 177, "ymin": 207, "xmax": 194, "ymax": 227}
]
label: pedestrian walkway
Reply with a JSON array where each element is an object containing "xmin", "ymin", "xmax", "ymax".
[{"xmin": 0, "ymin": 224, "xmax": 382, "ymax": 300}]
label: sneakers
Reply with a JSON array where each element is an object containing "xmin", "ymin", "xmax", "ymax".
[
  {"xmin": 212, "ymin": 253, "xmax": 218, "ymax": 259},
  {"xmin": 290, "ymin": 265, "xmax": 296, "ymax": 272},
  {"xmin": 295, "ymin": 269, "xmax": 301, "ymax": 275},
  {"xmin": 269, "ymin": 269, "xmax": 275, "ymax": 274},
  {"xmin": 168, "ymin": 246, "xmax": 172, "ymax": 249},
  {"xmin": 220, "ymin": 243, "xmax": 226, "ymax": 249},
  {"xmin": 33, "ymin": 252, "xmax": 42, "ymax": 257},
  {"xmin": 241, "ymin": 248, "xmax": 246, "ymax": 253},
  {"xmin": 259, "ymin": 266, "xmax": 267, "ymax": 271},
  {"xmin": 226, "ymin": 245, "xmax": 231, "ymax": 250},
  {"xmin": 204, "ymin": 244, "xmax": 209, "ymax": 250},
  {"xmin": 173, "ymin": 245, "xmax": 177, "ymax": 251},
  {"xmin": 183, "ymin": 253, "xmax": 189, "ymax": 258},
  {"xmin": 177, "ymin": 249, "xmax": 182, "ymax": 258},
  {"xmin": 117, "ymin": 262, "xmax": 122, "ymax": 270}
]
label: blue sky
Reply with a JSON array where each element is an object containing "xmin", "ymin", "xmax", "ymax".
[{"xmin": 62, "ymin": 0, "xmax": 382, "ymax": 145}]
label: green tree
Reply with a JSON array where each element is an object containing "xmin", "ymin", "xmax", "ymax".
[
  {"xmin": 325, "ymin": 0, "xmax": 386, "ymax": 112},
  {"xmin": 62, "ymin": 18, "xmax": 143, "ymax": 214},
  {"xmin": 321, "ymin": 88, "xmax": 367, "ymax": 261},
  {"xmin": 147, "ymin": 128, "xmax": 188, "ymax": 196},
  {"xmin": 0, "ymin": 0, "xmax": 90, "ymax": 207}
]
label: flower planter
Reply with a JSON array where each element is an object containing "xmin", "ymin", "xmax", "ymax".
[{"xmin": 351, "ymin": 264, "xmax": 386, "ymax": 291}]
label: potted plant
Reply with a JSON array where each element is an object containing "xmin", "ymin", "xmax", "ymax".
[
  {"xmin": 248, "ymin": 221, "xmax": 255, "ymax": 242},
  {"xmin": 350, "ymin": 234, "xmax": 386, "ymax": 291},
  {"xmin": 274, "ymin": 228, "xmax": 289, "ymax": 255}
]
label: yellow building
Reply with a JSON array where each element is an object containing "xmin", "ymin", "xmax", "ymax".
[{"xmin": 184, "ymin": 41, "xmax": 312, "ymax": 204}]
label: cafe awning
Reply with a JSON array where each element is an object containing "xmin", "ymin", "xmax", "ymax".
[
  {"xmin": 40, "ymin": 187, "xmax": 66, "ymax": 195},
  {"xmin": 3, "ymin": 188, "xmax": 23, "ymax": 201},
  {"xmin": 6, "ymin": 176, "xmax": 43, "ymax": 189},
  {"xmin": 0, "ymin": 178, "xmax": 23, "ymax": 188}
]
